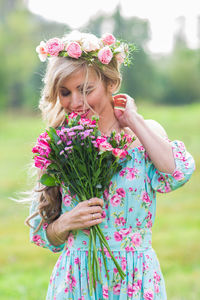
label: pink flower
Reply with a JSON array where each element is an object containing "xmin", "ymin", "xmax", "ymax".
[
  {"xmin": 114, "ymin": 231, "xmax": 123, "ymax": 242},
  {"xmin": 82, "ymin": 34, "xmax": 100, "ymax": 51},
  {"xmin": 131, "ymin": 232, "xmax": 142, "ymax": 247},
  {"xmin": 67, "ymin": 233, "xmax": 74, "ymax": 247},
  {"xmin": 32, "ymin": 234, "xmax": 40, "ymax": 242},
  {"xmin": 143, "ymin": 289, "xmax": 154, "ymax": 300},
  {"xmin": 110, "ymin": 194, "xmax": 122, "ymax": 207},
  {"xmin": 98, "ymin": 141, "xmax": 113, "ymax": 152},
  {"xmin": 34, "ymin": 155, "xmax": 51, "ymax": 170},
  {"xmin": 32, "ymin": 134, "xmax": 51, "ymax": 157},
  {"xmin": 119, "ymin": 227, "xmax": 132, "ymax": 236},
  {"xmin": 142, "ymin": 192, "xmax": 151, "ymax": 204},
  {"xmin": 103, "ymin": 286, "xmax": 109, "ymax": 299},
  {"xmin": 98, "ymin": 46, "xmax": 113, "ymax": 64},
  {"xmin": 74, "ymin": 257, "xmax": 80, "ymax": 264},
  {"xmin": 103, "ymin": 189, "xmax": 109, "ymax": 201},
  {"xmin": 127, "ymin": 284, "xmax": 133, "ymax": 297},
  {"xmin": 116, "ymin": 188, "xmax": 126, "ymax": 197},
  {"xmin": 45, "ymin": 38, "xmax": 64, "ymax": 56},
  {"xmin": 63, "ymin": 194, "xmax": 72, "ymax": 206},
  {"xmin": 36, "ymin": 41, "xmax": 47, "ymax": 62},
  {"xmin": 121, "ymin": 257, "xmax": 127, "ymax": 271},
  {"xmin": 154, "ymin": 283, "xmax": 160, "ymax": 293},
  {"xmin": 115, "ymin": 52, "xmax": 126, "ymax": 64},
  {"xmin": 102, "ymin": 33, "xmax": 116, "ymax": 45},
  {"xmin": 112, "ymin": 148, "xmax": 128, "ymax": 159},
  {"xmin": 172, "ymin": 169, "xmax": 184, "ymax": 181},
  {"xmin": 66, "ymin": 42, "xmax": 82, "ymax": 59},
  {"xmin": 113, "ymin": 283, "xmax": 121, "ymax": 295}
]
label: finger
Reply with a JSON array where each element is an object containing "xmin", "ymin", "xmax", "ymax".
[
  {"xmin": 90, "ymin": 212, "xmax": 102, "ymax": 221},
  {"xmin": 88, "ymin": 197, "xmax": 104, "ymax": 207},
  {"xmin": 88, "ymin": 206, "xmax": 102, "ymax": 214}
]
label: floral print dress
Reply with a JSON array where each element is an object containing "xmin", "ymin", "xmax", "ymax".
[{"xmin": 29, "ymin": 140, "xmax": 195, "ymax": 300}]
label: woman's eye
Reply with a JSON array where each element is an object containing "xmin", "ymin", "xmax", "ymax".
[
  {"xmin": 60, "ymin": 90, "xmax": 70, "ymax": 97},
  {"xmin": 80, "ymin": 87, "xmax": 94, "ymax": 95}
]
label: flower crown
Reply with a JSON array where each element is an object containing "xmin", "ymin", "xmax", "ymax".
[{"xmin": 36, "ymin": 31, "xmax": 135, "ymax": 67}]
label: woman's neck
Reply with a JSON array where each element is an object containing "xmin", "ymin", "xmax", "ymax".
[{"xmin": 98, "ymin": 102, "xmax": 122, "ymax": 136}]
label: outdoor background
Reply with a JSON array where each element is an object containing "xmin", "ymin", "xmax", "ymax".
[{"xmin": 0, "ymin": 0, "xmax": 199, "ymax": 299}]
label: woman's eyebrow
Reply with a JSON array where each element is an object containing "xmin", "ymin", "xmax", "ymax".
[{"xmin": 60, "ymin": 83, "xmax": 94, "ymax": 90}]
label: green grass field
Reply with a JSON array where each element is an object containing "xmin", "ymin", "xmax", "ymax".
[{"xmin": 0, "ymin": 103, "xmax": 199, "ymax": 300}]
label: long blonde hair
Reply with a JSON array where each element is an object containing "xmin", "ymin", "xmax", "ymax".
[{"xmin": 26, "ymin": 41, "xmax": 122, "ymax": 231}]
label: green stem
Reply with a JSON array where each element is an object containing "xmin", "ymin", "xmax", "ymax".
[
  {"xmin": 94, "ymin": 225, "xmax": 125, "ymax": 279},
  {"xmin": 99, "ymin": 238, "xmax": 110, "ymax": 281},
  {"xmin": 90, "ymin": 227, "xmax": 102, "ymax": 284}
]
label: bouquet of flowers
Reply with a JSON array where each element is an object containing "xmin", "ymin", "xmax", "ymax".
[{"xmin": 32, "ymin": 112, "xmax": 135, "ymax": 295}]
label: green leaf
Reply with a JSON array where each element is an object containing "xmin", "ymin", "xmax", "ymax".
[{"xmin": 39, "ymin": 173, "xmax": 57, "ymax": 187}]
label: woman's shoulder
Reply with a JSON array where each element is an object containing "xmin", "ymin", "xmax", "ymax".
[{"xmin": 123, "ymin": 119, "xmax": 168, "ymax": 150}]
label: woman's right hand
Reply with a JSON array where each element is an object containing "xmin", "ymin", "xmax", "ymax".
[{"xmin": 56, "ymin": 198, "xmax": 104, "ymax": 237}]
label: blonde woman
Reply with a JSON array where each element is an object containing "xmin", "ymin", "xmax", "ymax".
[{"xmin": 26, "ymin": 31, "xmax": 195, "ymax": 299}]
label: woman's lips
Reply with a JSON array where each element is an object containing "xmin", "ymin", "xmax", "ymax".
[{"xmin": 80, "ymin": 109, "xmax": 90, "ymax": 118}]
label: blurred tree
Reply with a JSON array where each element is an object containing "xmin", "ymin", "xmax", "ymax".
[{"xmin": 82, "ymin": 5, "xmax": 156, "ymax": 101}]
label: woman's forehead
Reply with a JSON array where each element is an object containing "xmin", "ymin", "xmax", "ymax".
[{"xmin": 61, "ymin": 67, "xmax": 99, "ymax": 88}]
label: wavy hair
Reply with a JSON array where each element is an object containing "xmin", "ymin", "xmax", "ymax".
[{"xmin": 25, "ymin": 36, "xmax": 122, "ymax": 231}]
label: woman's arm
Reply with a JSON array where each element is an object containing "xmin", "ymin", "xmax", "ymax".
[
  {"xmin": 129, "ymin": 114, "xmax": 176, "ymax": 173},
  {"xmin": 114, "ymin": 95, "xmax": 176, "ymax": 174}
]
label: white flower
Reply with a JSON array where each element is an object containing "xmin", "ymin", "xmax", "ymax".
[
  {"xmin": 63, "ymin": 30, "xmax": 82, "ymax": 43},
  {"xmin": 81, "ymin": 34, "xmax": 100, "ymax": 52}
]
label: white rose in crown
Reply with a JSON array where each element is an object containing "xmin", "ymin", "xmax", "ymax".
[{"xmin": 81, "ymin": 34, "xmax": 100, "ymax": 52}]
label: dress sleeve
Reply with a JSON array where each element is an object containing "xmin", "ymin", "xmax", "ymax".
[
  {"xmin": 29, "ymin": 193, "xmax": 65, "ymax": 253},
  {"xmin": 147, "ymin": 140, "xmax": 195, "ymax": 193}
]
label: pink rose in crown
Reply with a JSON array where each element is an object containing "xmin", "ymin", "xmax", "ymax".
[
  {"xmin": 115, "ymin": 52, "xmax": 126, "ymax": 64},
  {"xmin": 36, "ymin": 41, "xmax": 47, "ymax": 62},
  {"xmin": 66, "ymin": 42, "xmax": 82, "ymax": 59},
  {"xmin": 98, "ymin": 46, "xmax": 113, "ymax": 64},
  {"xmin": 172, "ymin": 169, "xmax": 184, "ymax": 181},
  {"xmin": 45, "ymin": 38, "xmax": 65, "ymax": 56},
  {"xmin": 102, "ymin": 33, "xmax": 116, "ymax": 45}
]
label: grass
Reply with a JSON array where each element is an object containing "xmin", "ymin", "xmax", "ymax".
[{"xmin": 0, "ymin": 103, "xmax": 199, "ymax": 300}]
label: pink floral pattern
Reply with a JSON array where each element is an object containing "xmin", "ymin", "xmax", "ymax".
[{"xmin": 29, "ymin": 140, "xmax": 195, "ymax": 299}]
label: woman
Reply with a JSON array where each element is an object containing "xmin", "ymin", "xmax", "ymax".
[{"xmin": 26, "ymin": 31, "xmax": 195, "ymax": 299}]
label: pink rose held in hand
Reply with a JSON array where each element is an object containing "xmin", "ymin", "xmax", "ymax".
[
  {"xmin": 66, "ymin": 42, "xmax": 82, "ymax": 59},
  {"xmin": 98, "ymin": 46, "xmax": 113, "ymax": 64},
  {"xmin": 45, "ymin": 38, "xmax": 65, "ymax": 56}
]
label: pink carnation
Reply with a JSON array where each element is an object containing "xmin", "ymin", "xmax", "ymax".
[
  {"xmin": 66, "ymin": 42, "xmax": 82, "ymax": 59},
  {"xmin": 112, "ymin": 148, "xmax": 128, "ymax": 159},
  {"xmin": 102, "ymin": 33, "xmax": 116, "ymax": 45},
  {"xmin": 45, "ymin": 38, "xmax": 65, "ymax": 56},
  {"xmin": 98, "ymin": 141, "xmax": 113, "ymax": 152},
  {"xmin": 98, "ymin": 46, "xmax": 113, "ymax": 64},
  {"xmin": 34, "ymin": 155, "xmax": 51, "ymax": 170}
]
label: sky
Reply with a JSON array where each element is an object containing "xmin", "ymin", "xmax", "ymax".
[{"xmin": 28, "ymin": 0, "xmax": 200, "ymax": 54}]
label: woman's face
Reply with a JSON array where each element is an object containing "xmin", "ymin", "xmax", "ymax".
[{"xmin": 58, "ymin": 67, "xmax": 113, "ymax": 119}]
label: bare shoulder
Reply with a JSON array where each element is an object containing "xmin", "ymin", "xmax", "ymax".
[{"xmin": 145, "ymin": 119, "xmax": 168, "ymax": 138}]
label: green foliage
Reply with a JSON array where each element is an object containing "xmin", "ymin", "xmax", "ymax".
[
  {"xmin": 0, "ymin": 105, "xmax": 199, "ymax": 299},
  {"xmin": 0, "ymin": 0, "xmax": 199, "ymax": 110}
]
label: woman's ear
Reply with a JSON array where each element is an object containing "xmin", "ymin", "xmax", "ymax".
[{"xmin": 107, "ymin": 81, "xmax": 117, "ymax": 94}]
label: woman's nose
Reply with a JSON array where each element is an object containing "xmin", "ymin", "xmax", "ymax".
[{"xmin": 70, "ymin": 93, "xmax": 84, "ymax": 110}]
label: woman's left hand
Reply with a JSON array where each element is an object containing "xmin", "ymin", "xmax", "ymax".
[{"xmin": 113, "ymin": 93, "xmax": 137, "ymax": 128}]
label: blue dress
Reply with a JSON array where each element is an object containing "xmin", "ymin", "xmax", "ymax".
[{"xmin": 29, "ymin": 140, "xmax": 195, "ymax": 300}]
